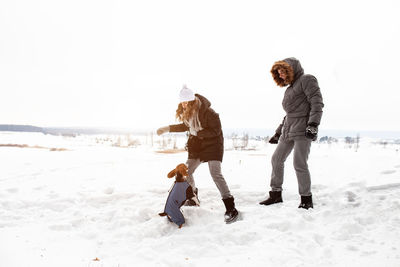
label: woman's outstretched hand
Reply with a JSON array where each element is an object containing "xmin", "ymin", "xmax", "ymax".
[{"xmin": 157, "ymin": 126, "xmax": 170, "ymax": 136}]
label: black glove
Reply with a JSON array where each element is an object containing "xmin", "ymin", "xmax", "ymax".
[
  {"xmin": 305, "ymin": 123, "xmax": 318, "ymax": 141},
  {"xmin": 187, "ymin": 135, "xmax": 202, "ymax": 152},
  {"xmin": 269, "ymin": 133, "xmax": 281, "ymax": 144}
]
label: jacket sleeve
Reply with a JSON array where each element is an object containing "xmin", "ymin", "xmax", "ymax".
[
  {"xmin": 197, "ymin": 111, "xmax": 222, "ymax": 139},
  {"xmin": 169, "ymin": 123, "xmax": 189, "ymax": 133},
  {"xmin": 275, "ymin": 116, "xmax": 286, "ymax": 135},
  {"xmin": 302, "ymin": 75, "xmax": 324, "ymax": 125}
]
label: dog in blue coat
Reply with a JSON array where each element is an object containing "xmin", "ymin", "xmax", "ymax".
[{"xmin": 159, "ymin": 163, "xmax": 195, "ymax": 228}]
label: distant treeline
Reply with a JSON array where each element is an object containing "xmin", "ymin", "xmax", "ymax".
[
  {"xmin": 0, "ymin": 124, "xmax": 144, "ymax": 135},
  {"xmin": 1, "ymin": 124, "xmax": 399, "ymax": 139},
  {"xmin": 0, "ymin": 124, "xmax": 43, "ymax": 133}
]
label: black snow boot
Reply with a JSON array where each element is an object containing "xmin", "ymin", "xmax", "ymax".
[
  {"xmin": 259, "ymin": 191, "xmax": 283, "ymax": 205},
  {"xmin": 298, "ymin": 195, "xmax": 313, "ymax": 209},
  {"xmin": 222, "ymin": 197, "xmax": 239, "ymax": 224},
  {"xmin": 185, "ymin": 187, "xmax": 200, "ymax": 206}
]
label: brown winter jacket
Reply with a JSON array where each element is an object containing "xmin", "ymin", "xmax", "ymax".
[
  {"xmin": 271, "ymin": 58, "xmax": 324, "ymax": 141},
  {"xmin": 169, "ymin": 94, "xmax": 224, "ymax": 162}
]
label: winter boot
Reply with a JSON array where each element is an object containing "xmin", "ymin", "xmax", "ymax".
[
  {"xmin": 259, "ymin": 191, "xmax": 283, "ymax": 205},
  {"xmin": 185, "ymin": 187, "xmax": 200, "ymax": 206},
  {"xmin": 222, "ymin": 197, "xmax": 239, "ymax": 224},
  {"xmin": 298, "ymin": 195, "xmax": 313, "ymax": 209}
]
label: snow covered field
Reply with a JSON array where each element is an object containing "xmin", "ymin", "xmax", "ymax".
[{"xmin": 1, "ymin": 132, "xmax": 400, "ymax": 267}]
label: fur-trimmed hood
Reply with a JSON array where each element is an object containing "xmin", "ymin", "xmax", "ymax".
[{"xmin": 271, "ymin": 57, "xmax": 304, "ymax": 87}]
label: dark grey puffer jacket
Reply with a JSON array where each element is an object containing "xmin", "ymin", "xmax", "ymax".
[{"xmin": 275, "ymin": 58, "xmax": 324, "ymax": 141}]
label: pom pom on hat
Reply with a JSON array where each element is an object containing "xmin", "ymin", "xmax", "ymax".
[{"xmin": 179, "ymin": 84, "xmax": 195, "ymax": 103}]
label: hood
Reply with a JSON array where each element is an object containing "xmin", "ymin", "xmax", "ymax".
[
  {"xmin": 195, "ymin": 94, "xmax": 211, "ymax": 109},
  {"xmin": 271, "ymin": 57, "xmax": 304, "ymax": 87},
  {"xmin": 195, "ymin": 94, "xmax": 212, "ymax": 122},
  {"xmin": 283, "ymin": 57, "xmax": 304, "ymax": 82}
]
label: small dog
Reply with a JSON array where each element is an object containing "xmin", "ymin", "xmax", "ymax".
[{"xmin": 159, "ymin": 163, "xmax": 195, "ymax": 228}]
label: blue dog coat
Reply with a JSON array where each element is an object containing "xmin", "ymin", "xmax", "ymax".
[{"xmin": 161, "ymin": 181, "xmax": 193, "ymax": 227}]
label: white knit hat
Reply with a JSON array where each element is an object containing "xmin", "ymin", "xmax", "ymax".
[{"xmin": 179, "ymin": 84, "xmax": 195, "ymax": 103}]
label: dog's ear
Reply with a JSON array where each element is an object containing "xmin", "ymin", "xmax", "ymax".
[{"xmin": 167, "ymin": 169, "xmax": 176, "ymax": 178}]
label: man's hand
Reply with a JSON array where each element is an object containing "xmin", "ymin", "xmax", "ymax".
[
  {"xmin": 305, "ymin": 123, "xmax": 318, "ymax": 141},
  {"xmin": 269, "ymin": 133, "xmax": 281, "ymax": 144}
]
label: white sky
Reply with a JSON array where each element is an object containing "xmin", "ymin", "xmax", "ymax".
[{"xmin": 1, "ymin": 0, "xmax": 400, "ymax": 131}]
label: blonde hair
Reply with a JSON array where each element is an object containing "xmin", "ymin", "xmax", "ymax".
[{"xmin": 176, "ymin": 97, "xmax": 200, "ymax": 122}]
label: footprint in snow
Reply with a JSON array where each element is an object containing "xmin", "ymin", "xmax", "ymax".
[
  {"xmin": 103, "ymin": 187, "xmax": 114, "ymax": 195},
  {"xmin": 381, "ymin": 170, "xmax": 396, "ymax": 175},
  {"xmin": 367, "ymin": 183, "xmax": 400, "ymax": 191},
  {"xmin": 6, "ymin": 188, "xmax": 19, "ymax": 194},
  {"xmin": 346, "ymin": 245, "xmax": 359, "ymax": 251},
  {"xmin": 345, "ymin": 191, "xmax": 357, "ymax": 202},
  {"xmin": 49, "ymin": 224, "xmax": 72, "ymax": 231}
]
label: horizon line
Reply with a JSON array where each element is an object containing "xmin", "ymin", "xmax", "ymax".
[{"xmin": 1, "ymin": 124, "xmax": 400, "ymax": 139}]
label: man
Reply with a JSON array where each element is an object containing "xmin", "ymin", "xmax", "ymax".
[{"xmin": 260, "ymin": 57, "xmax": 324, "ymax": 209}]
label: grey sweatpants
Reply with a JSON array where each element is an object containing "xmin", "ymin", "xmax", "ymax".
[
  {"xmin": 186, "ymin": 159, "xmax": 232, "ymax": 199},
  {"xmin": 270, "ymin": 139, "xmax": 312, "ymax": 196}
]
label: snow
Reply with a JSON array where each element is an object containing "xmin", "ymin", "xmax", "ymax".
[{"xmin": 1, "ymin": 132, "xmax": 400, "ymax": 267}]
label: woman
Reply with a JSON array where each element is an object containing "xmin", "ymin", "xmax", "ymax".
[{"xmin": 157, "ymin": 85, "xmax": 239, "ymax": 223}]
